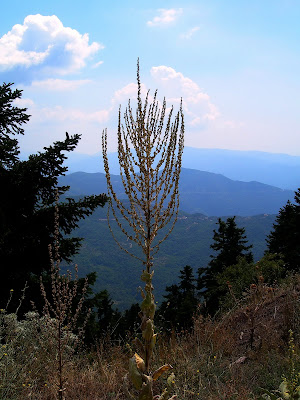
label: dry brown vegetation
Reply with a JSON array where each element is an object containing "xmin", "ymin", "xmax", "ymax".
[{"xmin": 1, "ymin": 274, "xmax": 300, "ymax": 399}]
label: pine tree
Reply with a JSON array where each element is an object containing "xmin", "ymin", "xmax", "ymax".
[
  {"xmin": 78, "ymin": 272, "xmax": 122, "ymax": 343},
  {"xmin": 198, "ymin": 216, "xmax": 253, "ymax": 315},
  {"xmin": 267, "ymin": 192, "xmax": 300, "ymax": 272},
  {"xmin": 0, "ymin": 82, "xmax": 30, "ymax": 168},
  {"xmin": 0, "ymin": 82, "xmax": 108, "ymax": 310},
  {"xmin": 179, "ymin": 265, "xmax": 196, "ymax": 294},
  {"xmin": 158, "ymin": 265, "xmax": 198, "ymax": 331}
]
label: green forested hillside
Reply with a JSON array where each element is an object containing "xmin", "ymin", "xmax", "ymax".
[{"xmin": 67, "ymin": 203, "xmax": 276, "ymax": 309}]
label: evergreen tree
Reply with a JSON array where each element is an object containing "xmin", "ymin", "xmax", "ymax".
[
  {"xmin": 179, "ymin": 265, "xmax": 196, "ymax": 294},
  {"xmin": 198, "ymin": 216, "xmax": 253, "ymax": 315},
  {"xmin": 117, "ymin": 303, "xmax": 141, "ymax": 335},
  {"xmin": 0, "ymin": 82, "xmax": 108, "ymax": 310},
  {"xmin": 0, "ymin": 82, "xmax": 30, "ymax": 168},
  {"xmin": 76, "ymin": 272, "xmax": 122, "ymax": 343},
  {"xmin": 158, "ymin": 265, "xmax": 198, "ymax": 331},
  {"xmin": 267, "ymin": 192, "xmax": 300, "ymax": 272}
]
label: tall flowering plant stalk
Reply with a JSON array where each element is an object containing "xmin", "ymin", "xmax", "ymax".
[{"xmin": 102, "ymin": 60, "xmax": 184, "ymax": 400}]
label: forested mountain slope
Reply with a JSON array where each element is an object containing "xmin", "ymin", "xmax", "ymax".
[{"xmin": 67, "ymin": 204, "xmax": 275, "ymax": 309}]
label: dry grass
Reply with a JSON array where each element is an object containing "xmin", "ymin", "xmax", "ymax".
[{"xmin": 1, "ymin": 276, "xmax": 300, "ymax": 399}]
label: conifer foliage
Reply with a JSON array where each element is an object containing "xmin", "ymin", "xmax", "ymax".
[
  {"xmin": 267, "ymin": 190, "xmax": 300, "ymax": 272},
  {"xmin": 0, "ymin": 83, "xmax": 30, "ymax": 168},
  {"xmin": 158, "ymin": 265, "xmax": 198, "ymax": 331},
  {"xmin": 0, "ymin": 82, "xmax": 108, "ymax": 310},
  {"xmin": 198, "ymin": 216, "xmax": 253, "ymax": 315}
]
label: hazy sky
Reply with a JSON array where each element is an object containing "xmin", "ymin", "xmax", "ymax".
[{"xmin": 1, "ymin": 0, "xmax": 300, "ymax": 155}]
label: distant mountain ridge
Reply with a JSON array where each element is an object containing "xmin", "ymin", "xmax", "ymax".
[
  {"xmin": 61, "ymin": 147, "xmax": 300, "ymax": 190},
  {"xmin": 59, "ymin": 168, "xmax": 294, "ymax": 217}
]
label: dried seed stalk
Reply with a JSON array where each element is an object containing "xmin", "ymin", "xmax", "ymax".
[{"xmin": 102, "ymin": 60, "xmax": 184, "ymax": 400}]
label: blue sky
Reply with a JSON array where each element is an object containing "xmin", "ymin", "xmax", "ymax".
[{"xmin": 1, "ymin": 0, "xmax": 300, "ymax": 155}]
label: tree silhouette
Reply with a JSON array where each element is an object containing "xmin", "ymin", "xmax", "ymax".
[
  {"xmin": 0, "ymin": 82, "xmax": 30, "ymax": 168},
  {"xmin": 159, "ymin": 265, "xmax": 198, "ymax": 331},
  {"xmin": 198, "ymin": 216, "xmax": 253, "ymax": 315},
  {"xmin": 267, "ymin": 190, "xmax": 300, "ymax": 272},
  {"xmin": 0, "ymin": 82, "xmax": 108, "ymax": 311}
]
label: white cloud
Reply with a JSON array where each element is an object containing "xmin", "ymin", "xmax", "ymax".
[
  {"xmin": 150, "ymin": 65, "xmax": 220, "ymax": 124},
  {"xmin": 31, "ymin": 78, "xmax": 91, "ymax": 91},
  {"xmin": 112, "ymin": 82, "xmax": 149, "ymax": 105},
  {"xmin": 92, "ymin": 60, "xmax": 104, "ymax": 69},
  {"xmin": 14, "ymin": 67, "xmax": 245, "ymax": 155},
  {"xmin": 18, "ymin": 93, "xmax": 110, "ymax": 125},
  {"xmin": 0, "ymin": 14, "xmax": 103, "ymax": 75},
  {"xmin": 147, "ymin": 8, "xmax": 183, "ymax": 27},
  {"xmin": 13, "ymin": 97, "xmax": 35, "ymax": 107},
  {"xmin": 180, "ymin": 26, "xmax": 200, "ymax": 39},
  {"xmin": 107, "ymin": 67, "xmax": 220, "ymax": 133},
  {"xmin": 32, "ymin": 105, "xmax": 109, "ymax": 124},
  {"xmin": 16, "ymin": 94, "xmax": 111, "ymax": 154}
]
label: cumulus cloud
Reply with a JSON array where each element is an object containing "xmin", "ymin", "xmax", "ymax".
[
  {"xmin": 180, "ymin": 26, "xmax": 200, "ymax": 39},
  {"xmin": 150, "ymin": 65, "xmax": 220, "ymax": 125},
  {"xmin": 31, "ymin": 78, "xmax": 91, "ymax": 91},
  {"xmin": 106, "ymin": 67, "xmax": 220, "ymax": 131},
  {"xmin": 147, "ymin": 8, "xmax": 183, "ymax": 27},
  {"xmin": 112, "ymin": 82, "xmax": 149, "ymax": 105},
  {"xmin": 0, "ymin": 14, "xmax": 103, "ymax": 77}
]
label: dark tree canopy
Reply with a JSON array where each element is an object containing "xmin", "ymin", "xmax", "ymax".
[
  {"xmin": 158, "ymin": 265, "xmax": 198, "ymax": 331},
  {"xmin": 198, "ymin": 216, "xmax": 253, "ymax": 315},
  {"xmin": 267, "ymin": 190, "xmax": 300, "ymax": 272},
  {"xmin": 0, "ymin": 82, "xmax": 108, "ymax": 310},
  {"xmin": 209, "ymin": 217, "xmax": 253, "ymax": 271},
  {"xmin": 0, "ymin": 83, "xmax": 30, "ymax": 168}
]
